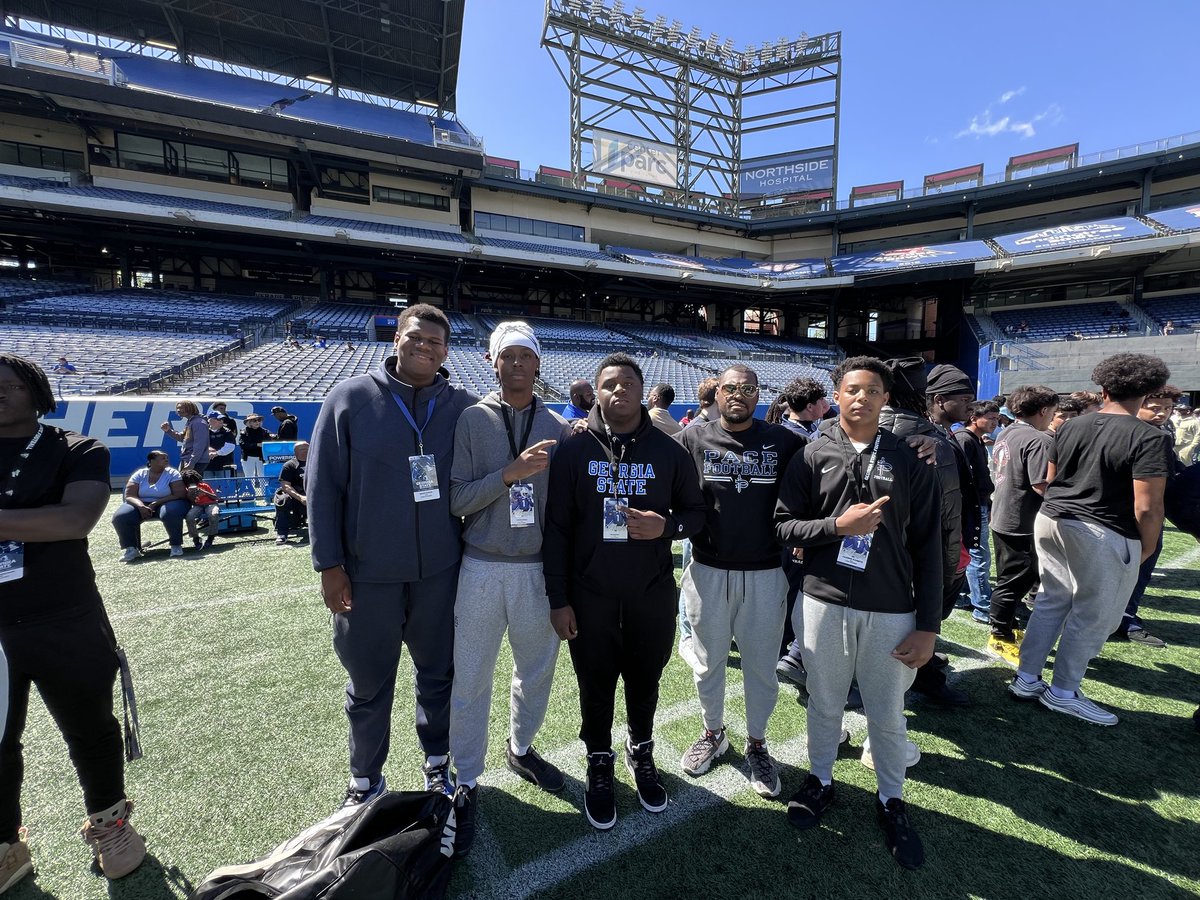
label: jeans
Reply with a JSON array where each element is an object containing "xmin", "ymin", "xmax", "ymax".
[
  {"xmin": 965, "ymin": 505, "xmax": 993, "ymax": 614},
  {"xmin": 111, "ymin": 499, "xmax": 189, "ymax": 549}
]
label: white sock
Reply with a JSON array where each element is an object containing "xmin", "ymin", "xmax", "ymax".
[
  {"xmin": 879, "ymin": 793, "xmax": 898, "ymax": 805},
  {"xmin": 459, "ymin": 778, "xmax": 477, "ymax": 789},
  {"xmin": 510, "ymin": 741, "xmax": 530, "ymax": 758},
  {"xmin": 1048, "ymin": 685, "xmax": 1075, "ymax": 700},
  {"xmin": 817, "ymin": 776, "xmax": 832, "ymax": 787},
  {"xmin": 351, "ymin": 776, "xmax": 371, "ymax": 791},
  {"xmin": 426, "ymin": 754, "xmax": 449, "ymax": 767},
  {"xmin": 1016, "ymin": 671, "xmax": 1041, "ymax": 685}
]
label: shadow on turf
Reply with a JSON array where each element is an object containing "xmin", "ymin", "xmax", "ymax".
[
  {"xmin": 906, "ymin": 666, "xmax": 1200, "ymax": 883},
  {"xmin": 11, "ymin": 853, "xmax": 190, "ymax": 900}
]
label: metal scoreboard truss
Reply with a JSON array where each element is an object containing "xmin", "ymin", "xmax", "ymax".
[{"xmin": 542, "ymin": 0, "xmax": 842, "ymax": 216}]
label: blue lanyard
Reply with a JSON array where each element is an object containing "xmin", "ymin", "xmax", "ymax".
[{"xmin": 392, "ymin": 392, "xmax": 435, "ymax": 455}]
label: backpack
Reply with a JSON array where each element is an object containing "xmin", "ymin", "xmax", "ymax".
[
  {"xmin": 190, "ymin": 791, "xmax": 457, "ymax": 900},
  {"xmin": 1164, "ymin": 463, "xmax": 1200, "ymax": 541}
]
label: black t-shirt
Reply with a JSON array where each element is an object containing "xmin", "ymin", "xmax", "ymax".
[
  {"xmin": 676, "ymin": 419, "xmax": 804, "ymax": 570},
  {"xmin": 276, "ymin": 417, "xmax": 299, "ymax": 441},
  {"xmin": 279, "ymin": 457, "xmax": 305, "ymax": 494},
  {"xmin": 0, "ymin": 427, "xmax": 110, "ymax": 626},
  {"xmin": 1041, "ymin": 413, "xmax": 1171, "ymax": 540}
]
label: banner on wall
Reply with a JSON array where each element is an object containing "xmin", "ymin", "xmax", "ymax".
[
  {"xmin": 738, "ymin": 148, "xmax": 835, "ymax": 198},
  {"xmin": 992, "ymin": 217, "xmax": 1158, "ymax": 254},
  {"xmin": 1145, "ymin": 204, "xmax": 1200, "ymax": 233},
  {"xmin": 830, "ymin": 240, "xmax": 994, "ymax": 275},
  {"xmin": 591, "ymin": 129, "xmax": 679, "ymax": 188}
]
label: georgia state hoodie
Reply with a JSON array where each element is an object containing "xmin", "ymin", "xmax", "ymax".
[{"xmin": 543, "ymin": 405, "xmax": 707, "ymax": 609}]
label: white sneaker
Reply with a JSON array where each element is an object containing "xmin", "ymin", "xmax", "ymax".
[
  {"xmin": 169, "ymin": 546, "xmax": 184, "ymax": 558},
  {"xmin": 120, "ymin": 547, "xmax": 139, "ymax": 563},
  {"xmin": 744, "ymin": 740, "xmax": 781, "ymax": 798},
  {"xmin": 1039, "ymin": 688, "xmax": 1118, "ymax": 726},
  {"xmin": 681, "ymin": 728, "xmax": 729, "ymax": 776},
  {"xmin": 861, "ymin": 736, "xmax": 921, "ymax": 770},
  {"xmin": 1007, "ymin": 675, "xmax": 1047, "ymax": 701}
]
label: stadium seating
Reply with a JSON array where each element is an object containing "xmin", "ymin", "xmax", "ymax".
[
  {"xmin": 4, "ymin": 289, "xmax": 297, "ymax": 332},
  {"xmin": 989, "ymin": 302, "xmax": 1131, "ymax": 342},
  {"xmin": 300, "ymin": 215, "xmax": 467, "ymax": 243},
  {"xmin": 476, "ymin": 315, "xmax": 631, "ymax": 350},
  {"xmin": 477, "ymin": 236, "xmax": 611, "ymax": 261},
  {"xmin": 0, "ymin": 324, "xmax": 239, "ymax": 394},
  {"xmin": 0, "ymin": 175, "xmax": 291, "ymax": 220},
  {"xmin": 0, "ymin": 276, "xmax": 88, "ymax": 302},
  {"xmin": 446, "ymin": 311, "xmax": 478, "ymax": 341},
  {"xmin": 1141, "ymin": 295, "xmax": 1200, "ymax": 330}
]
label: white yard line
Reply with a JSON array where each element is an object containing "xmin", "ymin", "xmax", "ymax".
[
  {"xmin": 1160, "ymin": 544, "xmax": 1200, "ymax": 571},
  {"xmin": 107, "ymin": 584, "xmax": 318, "ymax": 621},
  {"xmin": 466, "ymin": 639, "xmax": 997, "ymax": 898}
]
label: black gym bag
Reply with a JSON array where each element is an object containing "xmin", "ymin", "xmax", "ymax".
[{"xmin": 190, "ymin": 791, "xmax": 458, "ymax": 900}]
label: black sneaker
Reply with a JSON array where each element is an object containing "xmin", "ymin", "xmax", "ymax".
[
  {"xmin": 340, "ymin": 774, "xmax": 386, "ymax": 809},
  {"xmin": 202, "ymin": 535, "xmax": 215, "ymax": 550},
  {"xmin": 423, "ymin": 758, "xmax": 454, "ymax": 797},
  {"xmin": 584, "ymin": 751, "xmax": 617, "ymax": 830},
  {"xmin": 452, "ymin": 785, "xmax": 478, "ymax": 859},
  {"xmin": 877, "ymin": 797, "xmax": 925, "ymax": 870},
  {"xmin": 775, "ymin": 654, "xmax": 807, "ymax": 688},
  {"xmin": 786, "ymin": 774, "xmax": 834, "ymax": 830},
  {"xmin": 625, "ymin": 739, "xmax": 668, "ymax": 813},
  {"xmin": 506, "ymin": 742, "xmax": 565, "ymax": 793}
]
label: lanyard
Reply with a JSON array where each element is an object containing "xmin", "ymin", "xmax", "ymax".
[
  {"xmin": 1, "ymin": 424, "xmax": 44, "ymax": 499},
  {"xmin": 391, "ymin": 392, "xmax": 436, "ymax": 455},
  {"xmin": 835, "ymin": 427, "xmax": 881, "ymax": 504},
  {"xmin": 594, "ymin": 423, "xmax": 629, "ymax": 498},
  {"xmin": 502, "ymin": 399, "xmax": 538, "ymax": 462}
]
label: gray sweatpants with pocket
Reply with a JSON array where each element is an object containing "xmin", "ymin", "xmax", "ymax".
[
  {"xmin": 449, "ymin": 555, "xmax": 561, "ymax": 784},
  {"xmin": 1019, "ymin": 513, "xmax": 1141, "ymax": 693},
  {"xmin": 801, "ymin": 594, "xmax": 916, "ymax": 801},
  {"xmin": 682, "ymin": 561, "xmax": 787, "ymax": 740}
]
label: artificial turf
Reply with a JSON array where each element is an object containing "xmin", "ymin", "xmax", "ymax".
[{"xmin": 9, "ymin": 496, "xmax": 1200, "ymax": 899}]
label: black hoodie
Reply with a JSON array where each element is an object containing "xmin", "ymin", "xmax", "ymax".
[
  {"xmin": 774, "ymin": 424, "xmax": 943, "ymax": 632},
  {"xmin": 543, "ymin": 405, "xmax": 707, "ymax": 609}
]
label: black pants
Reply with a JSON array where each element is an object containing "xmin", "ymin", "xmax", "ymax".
[
  {"xmin": 989, "ymin": 531, "xmax": 1039, "ymax": 638},
  {"xmin": 275, "ymin": 497, "xmax": 307, "ymax": 536},
  {"xmin": 912, "ymin": 572, "xmax": 967, "ymax": 694},
  {"xmin": 567, "ymin": 581, "xmax": 677, "ymax": 753},
  {"xmin": 0, "ymin": 607, "xmax": 125, "ymax": 842},
  {"xmin": 780, "ymin": 550, "xmax": 804, "ymax": 655}
]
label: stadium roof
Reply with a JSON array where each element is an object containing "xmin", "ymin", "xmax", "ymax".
[{"xmin": 4, "ymin": 0, "xmax": 465, "ymax": 110}]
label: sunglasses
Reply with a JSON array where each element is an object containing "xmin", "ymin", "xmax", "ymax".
[{"xmin": 720, "ymin": 384, "xmax": 760, "ymax": 397}]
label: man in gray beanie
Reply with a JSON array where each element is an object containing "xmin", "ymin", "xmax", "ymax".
[{"xmin": 447, "ymin": 321, "xmax": 572, "ymax": 856}]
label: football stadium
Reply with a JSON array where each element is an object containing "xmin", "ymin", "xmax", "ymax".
[{"xmin": 0, "ymin": 0, "xmax": 1198, "ymax": 897}]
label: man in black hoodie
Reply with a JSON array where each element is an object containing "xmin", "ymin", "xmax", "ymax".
[
  {"xmin": 543, "ymin": 352, "xmax": 706, "ymax": 831},
  {"xmin": 774, "ymin": 356, "xmax": 941, "ymax": 870}
]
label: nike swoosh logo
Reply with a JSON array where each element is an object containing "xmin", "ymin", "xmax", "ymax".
[
  {"xmin": 821, "ymin": 463, "xmax": 838, "ymax": 474},
  {"xmin": 763, "ymin": 443, "xmax": 775, "ymax": 449}
]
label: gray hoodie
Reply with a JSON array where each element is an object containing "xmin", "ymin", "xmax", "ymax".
[
  {"xmin": 307, "ymin": 357, "xmax": 478, "ymax": 583},
  {"xmin": 450, "ymin": 392, "xmax": 571, "ymax": 562}
]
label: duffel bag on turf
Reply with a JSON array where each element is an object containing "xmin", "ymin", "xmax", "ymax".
[
  {"xmin": 1165, "ymin": 463, "xmax": 1200, "ymax": 541},
  {"xmin": 190, "ymin": 790, "xmax": 457, "ymax": 900}
]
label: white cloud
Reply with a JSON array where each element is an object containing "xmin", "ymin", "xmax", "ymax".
[{"xmin": 956, "ymin": 91, "xmax": 1062, "ymax": 140}]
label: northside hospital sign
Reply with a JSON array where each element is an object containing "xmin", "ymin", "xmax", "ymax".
[{"xmin": 738, "ymin": 148, "xmax": 835, "ymax": 198}]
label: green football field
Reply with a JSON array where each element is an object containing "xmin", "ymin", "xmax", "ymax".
[{"xmin": 10, "ymin": 496, "xmax": 1200, "ymax": 899}]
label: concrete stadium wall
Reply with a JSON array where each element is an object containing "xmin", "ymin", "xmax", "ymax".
[{"xmin": 997, "ymin": 333, "xmax": 1200, "ymax": 393}]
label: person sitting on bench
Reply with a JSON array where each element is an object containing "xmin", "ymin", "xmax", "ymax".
[
  {"xmin": 181, "ymin": 468, "xmax": 220, "ymax": 552},
  {"xmin": 112, "ymin": 450, "xmax": 188, "ymax": 561}
]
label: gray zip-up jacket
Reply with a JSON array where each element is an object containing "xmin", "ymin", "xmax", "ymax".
[
  {"xmin": 307, "ymin": 357, "xmax": 478, "ymax": 583},
  {"xmin": 450, "ymin": 392, "xmax": 571, "ymax": 562}
]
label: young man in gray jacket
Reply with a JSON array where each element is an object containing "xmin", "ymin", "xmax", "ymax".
[
  {"xmin": 307, "ymin": 304, "xmax": 478, "ymax": 807},
  {"xmin": 447, "ymin": 322, "xmax": 572, "ymax": 857}
]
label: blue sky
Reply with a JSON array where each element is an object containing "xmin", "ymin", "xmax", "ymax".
[{"xmin": 458, "ymin": 1, "xmax": 1200, "ymax": 199}]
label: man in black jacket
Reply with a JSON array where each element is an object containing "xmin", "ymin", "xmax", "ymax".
[
  {"xmin": 774, "ymin": 355, "xmax": 942, "ymax": 870},
  {"xmin": 271, "ymin": 406, "xmax": 299, "ymax": 441},
  {"xmin": 955, "ymin": 401, "xmax": 999, "ymax": 622},
  {"xmin": 543, "ymin": 352, "xmax": 706, "ymax": 831}
]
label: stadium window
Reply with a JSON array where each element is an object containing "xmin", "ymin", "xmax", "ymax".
[
  {"xmin": 182, "ymin": 143, "xmax": 230, "ymax": 183},
  {"xmin": 473, "ymin": 211, "xmax": 583, "ymax": 241},
  {"xmin": 319, "ymin": 166, "xmax": 370, "ymax": 203},
  {"xmin": 117, "ymin": 134, "xmax": 168, "ymax": 175},
  {"xmin": 0, "ymin": 139, "xmax": 84, "ymax": 172},
  {"xmin": 372, "ymin": 185, "xmax": 450, "ymax": 212},
  {"xmin": 233, "ymin": 151, "xmax": 289, "ymax": 191}
]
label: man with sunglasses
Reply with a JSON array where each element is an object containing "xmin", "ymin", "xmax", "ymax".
[{"xmin": 675, "ymin": 365, "xmax": 804, "ymax": 798}]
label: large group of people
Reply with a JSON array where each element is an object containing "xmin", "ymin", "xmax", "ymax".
[{"xmin": 0, "ymin": 307, "xmax": 1194, "ymax": 889}]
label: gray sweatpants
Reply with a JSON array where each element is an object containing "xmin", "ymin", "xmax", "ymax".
[
  {"xmin": 801, "ymin": 594, "xmax": 916, "ymax": 801},
  {"xmin": 449, "ymin": 555, "xmax": 561, "ymax": 785},
  {"xmin": 1019, "ymin": 514, "xmax": 1140, "ymax": 693},
  {"xmin": 682, "ymin": 561, "xmax": 787, "ymax": 740}
]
